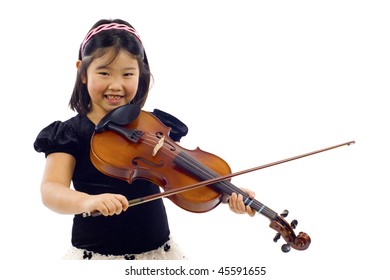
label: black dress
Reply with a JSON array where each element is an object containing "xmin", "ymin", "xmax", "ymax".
[{"xmin": 34, "ymin": 110, "xmax": 188, "ymax": 255}]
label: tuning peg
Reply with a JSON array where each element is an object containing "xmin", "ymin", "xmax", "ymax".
[
  {"xmin": 273, "ymin": 233, "xmax": 281, "ymax": 242},
  {"xmin": 280, "ymin": 209, "xmax": 289, "ymax": 217},
  {"xmin": 291, "ymin": 219, "xmax": 298, "ymax": 229},
  {"xmin": 281, "ymin": 244, "xmax": 291, "ymax": 253}
]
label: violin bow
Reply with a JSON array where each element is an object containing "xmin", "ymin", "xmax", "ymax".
[{"xmin": 83, "ymin": 140, "xmax": 355, "ymax": 217}]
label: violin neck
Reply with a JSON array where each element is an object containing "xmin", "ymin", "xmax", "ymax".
[
  {"xmin": 174, "ymin": 151, "xmax": 278, "ymax": 220},
  {"xmin": 220, "ymin": 180, "xmax": 278, "ymax": 220}
]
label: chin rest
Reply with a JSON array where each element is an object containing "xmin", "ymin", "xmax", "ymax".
[{"xmin": 95, "ymin": 103, "xmax": 141, "ymax": 133}]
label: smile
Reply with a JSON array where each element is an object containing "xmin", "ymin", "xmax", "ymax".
[{"xmin": 105, "ymin": 95, "xmax": 123, "ymax": 100}]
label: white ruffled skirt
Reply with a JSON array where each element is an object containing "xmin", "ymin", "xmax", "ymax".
[{"xmin": 61, "ymin": 237, "xmax": 187, "ymax": 260}]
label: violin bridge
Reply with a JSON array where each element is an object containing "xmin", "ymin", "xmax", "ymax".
[{"xmin": 152, "ymin": 136, "xmax": 165, "ymax": 156}]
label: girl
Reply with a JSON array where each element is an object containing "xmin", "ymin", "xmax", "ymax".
[{"xmin": 34, "ymin": 19, "xmax": 255, "ymax": 260}]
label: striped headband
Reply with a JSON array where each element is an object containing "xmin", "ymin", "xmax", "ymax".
[{"xmin": 80, "ymin": 23, "xmax": 142, "ymax": 57}]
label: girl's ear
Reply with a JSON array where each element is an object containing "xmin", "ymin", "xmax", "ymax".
[{"xmin": 76, "ymin": 60, "xmax": 87, "ymax": 84}]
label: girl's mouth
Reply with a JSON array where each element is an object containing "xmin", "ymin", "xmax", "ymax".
[{"xmin": 105, "ymin": 94, "xmax": 123, "ymax": 103}]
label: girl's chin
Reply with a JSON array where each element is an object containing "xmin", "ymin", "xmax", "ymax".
[{"xmin": 104, "ymin": 101, "xmax": 128, "ymax": 110}]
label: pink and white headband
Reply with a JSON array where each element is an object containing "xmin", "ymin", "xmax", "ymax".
[{"xmin": 80, "ymin": 23, "xmax": 142, "ymax": 57}]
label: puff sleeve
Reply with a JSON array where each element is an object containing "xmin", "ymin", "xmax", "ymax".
[{"xmin": 33, "ymin": 121, "xmax": 79, "ymax": 158}]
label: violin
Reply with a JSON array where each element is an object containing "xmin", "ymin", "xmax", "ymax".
[{"xmin": 87, "ymin": 104, "xmax": 354, "ymax": 252}]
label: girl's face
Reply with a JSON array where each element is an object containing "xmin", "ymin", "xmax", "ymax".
[{"xmin": 80, "ymin": 48, "xmax": 140, "ymax": 122}]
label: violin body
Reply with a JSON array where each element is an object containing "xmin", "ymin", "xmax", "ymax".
[{"xmin": 91, "ymin": 110, "xmax": 230, "ymax": 213}]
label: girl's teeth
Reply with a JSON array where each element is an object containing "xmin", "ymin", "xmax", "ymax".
[{"xmin": 107, "ymin": 95, "xmax": 121, "ymax": 100}]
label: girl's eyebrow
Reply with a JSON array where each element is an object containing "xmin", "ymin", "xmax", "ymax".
[
  {"xmin": 94, "ymin": 64, "xmax": 110, "ymax": 70},
  {"xmin": 122, "ymin": 66, "xmax": 138, "ymax": 70},
  {"xmin": 94, "ymin": 65, "xmax": 138, "ymax": 71}
]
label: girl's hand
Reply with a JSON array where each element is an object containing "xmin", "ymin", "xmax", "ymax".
[
  {"xmin": 82, "ymin": 193, "xmax": 129, "ymax": 216},
  {"xmin": 228, "ymin": 188, "xmax": 256, "ymax": 217}
]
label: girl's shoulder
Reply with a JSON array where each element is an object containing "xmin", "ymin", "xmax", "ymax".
[{"xmin": 33, "ymin": 114, "xmax": 93, "ymax": 157}]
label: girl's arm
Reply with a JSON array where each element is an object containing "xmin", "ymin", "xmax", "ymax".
[{"xmin": 40, "ymin": 153, "xmax": 128, "ymax": 216}]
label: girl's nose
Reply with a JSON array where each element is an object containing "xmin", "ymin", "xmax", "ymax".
[{"xmin": 108, "ymin": 77, "xmax": 123, "ymax": 91}]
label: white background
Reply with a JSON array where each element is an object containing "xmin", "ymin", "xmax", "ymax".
[{"xmin": 1, "ymin": 0, "xmax": 389, "ymax": 279}]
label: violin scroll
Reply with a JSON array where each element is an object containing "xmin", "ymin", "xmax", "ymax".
[{"xmin": 270, "ymin": 210, "xmax": 311, "ymax": 252}]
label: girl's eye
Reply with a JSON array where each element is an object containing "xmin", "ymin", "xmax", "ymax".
[
  {"xmin": 124, "ymin": 73, "xmax": 134, "ymax": 77},
  {"xmin": 98, "ymin": 72, "xmax": 109, "ymax": 76}
]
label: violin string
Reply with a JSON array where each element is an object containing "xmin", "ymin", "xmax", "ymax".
[
  {"xmin": 138, "ymin": 133, "xmax": 177, "ymax": 161},
  {"xmin": 140, "ymin": 132, "xmax": 278, "ymax": 219},
  {"xmin": 140, "ymin": 133, "xmax": 278, "ymax": 218},
  {"xmin": 173, "ymin": 150, "xmax": 278, "ymax": 219}
]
